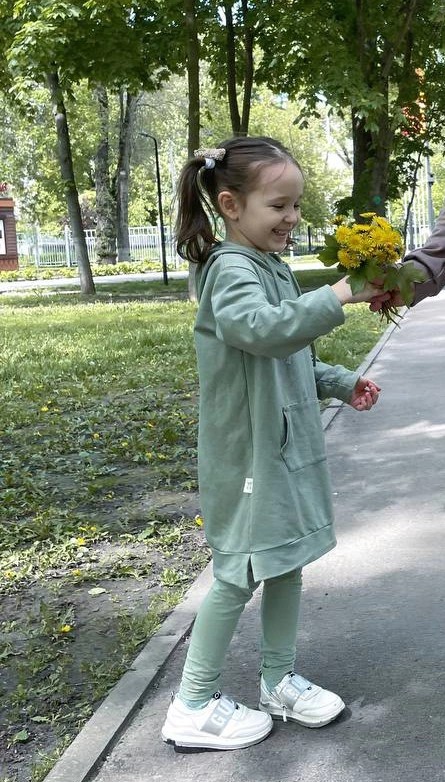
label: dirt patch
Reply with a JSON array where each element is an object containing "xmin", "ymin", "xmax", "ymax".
[{"xmin": 0, "ymin": 486, "xmax": 211, "ymax": 782}]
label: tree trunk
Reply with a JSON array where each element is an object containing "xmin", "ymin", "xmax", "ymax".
[
  {"xmin": 225, "ymin": 3, "xmax": 241, "ymax": 135},
  {"xmin": 239, "ymin": 0, "xmax": 254, "ymax": 136},
  {"xmin": 352, "ymin": 89, "xmax": 392, "ymax": 218},
  {"xmin": 184, "ymin": 0, "xmax": 200, "ymax": 300},
  {"xmin": 94, "ymin": 86, "xmax": 117, "ymax": 264},
  {"xmin": 224, "ymin": 0, "xmax": 254, "ymax": 137},
  {"xmin": 351, "ymin": 110, "xmax": 373, "ymax": 217},
  {"xmin": 113, "ymin": 90, "xmax": 135, "ymax": 263},
  {"xmin": 184, "ymin": 0, "xmax": 200, "ymax": 159},
  {"xmin": 46, "ymin": 70, "xmax": 95, "ymax": 294}
]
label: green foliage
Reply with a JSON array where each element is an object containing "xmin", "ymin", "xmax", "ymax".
[
  {"xmin": 4, "ymin": 1, "xmax": 180, "ymax": 95},
  {"xmin": 0, "ymin": 85, "xmax": 99, "ymax": 225},
  {"xmin": 317, "ymin": 234, "xmax": 340, "ymax": 266},
  {"xmin": 257, "ymin": 0, "xmax": 445, "ymax": 211}
]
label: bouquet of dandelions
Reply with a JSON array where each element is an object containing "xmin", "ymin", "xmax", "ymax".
[{"xmin": 318, "ymin": 212, "xmax": 425, "ymax": 323}]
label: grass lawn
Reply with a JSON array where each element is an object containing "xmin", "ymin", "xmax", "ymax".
[{"xmin": 0, "ymin": 273, "xmax": 388, "ymax": 782}]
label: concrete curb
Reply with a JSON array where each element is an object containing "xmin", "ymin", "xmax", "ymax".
[{"xmin": 43, "ymin": 312, "xmax": 404, "ymax": 782}]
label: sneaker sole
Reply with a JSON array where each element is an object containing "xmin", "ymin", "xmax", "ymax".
[
  {"xmin": 161, "ymin": 722, "xmax": 273, "ymax": 751},
  {"xmin": 258, "ymin": 700, "xmax": 345, "ymax": 728}
]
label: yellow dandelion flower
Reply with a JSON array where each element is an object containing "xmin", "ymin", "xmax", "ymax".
[
  {"xmin": 92, "ymin": 432, "xmax": 100, "ymax": 440},
  {"xmin": 331, "ymin": 214, "xmax": 347, "ymax": 225},
  {"xmin": 76, "ymin": 537, "xmax": 86, "ymax": 546},
  {"xmin": 337, "ymin": 249, "xmax": 362, "ymax": 269},
  {"xmin": 345, "ymin": 233, "xmax": 367, "ymax": 252},
  {"xmin": 372, "ymin": 249, "xmax": 388, "ymax": 264},
  {"xmin": 373, "ymin": 215, "xmax": 392, "ymax": 230},
  {"xmin": 352, "ymin": 222, "xmax": 372, "ymax": 233},
  {"xmin": 73, "ymin": 569, "xmax": 82, "ymax": 576},
  {"xmin": 319, "ymin": 213, "xmax": 413, "ymax": 324},
  {"xmin": 121, "ymin": 440, "xmax": 129, "ymax": 447},
  {"xmin": 60, "ymin": 624, "xmax": 72, "ymax": 633},
  {"xmin": 384, "ymin": 248, "xmax": 400, "ymax": 263},
  {"xmin": 195, "ymin": 514, "xmax": 204, "ymax": 526},
  {"xmin": 3, "ymin": 570, "xmax": 16, "ymax": 579},
  {"xmin": 369, "ymin": 227, "xmax": 397, "ymax": 247},
  {"xmin": 40, "ymin": 406, "xmax": 49, "ymax": 412},
  {"xmin": 334, "ymin": 225, "xmax": 352, "ymax": 244}
]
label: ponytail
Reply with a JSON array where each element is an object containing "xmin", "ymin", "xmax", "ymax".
[{"xmin": 175, "ymin": 159, "xmax": 218, "ymax": 265}]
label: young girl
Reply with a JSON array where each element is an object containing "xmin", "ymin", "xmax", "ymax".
[{"xmin": 162, "ymin": 136, "xmax": 381, "ymax": 751}]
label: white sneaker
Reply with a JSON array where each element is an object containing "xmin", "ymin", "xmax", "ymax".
[
  {"xmin": 162, "ymin": 691, "xmax": 273, "ymax": 750},
  {"xmin": 259, "ymin": 672, "xmax": 345, "ymax": 728}
]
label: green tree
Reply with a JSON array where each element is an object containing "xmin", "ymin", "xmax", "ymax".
[
  {"xmin": 1, "ymin": 0, "xmax": 184, "ymax": 287},
  {"xmin": 2, "ymin": 1, "xmax": 98, "ymax": 291},
  {"xmin": 258, "ymin": 0, "xmax": 445, "ymax": 217}
]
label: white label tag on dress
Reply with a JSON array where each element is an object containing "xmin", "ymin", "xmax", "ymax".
[{"xmin": 243, "ymin": 478, "xmax": 253, "ymax": 494}]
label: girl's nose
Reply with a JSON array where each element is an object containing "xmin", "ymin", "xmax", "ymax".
[{"xmin": 285, "ymin": 209, "xmax": 299, "ymax": 224}]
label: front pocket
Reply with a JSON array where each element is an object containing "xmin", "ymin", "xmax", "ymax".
[{"xmin": 280, "ymin": 400, "xmax": 327, "ymax": 472}]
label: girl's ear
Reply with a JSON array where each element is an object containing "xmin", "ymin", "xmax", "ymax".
[{"xmin": 217, "ymin": 190, "xmax": 240, "ymax": 221}]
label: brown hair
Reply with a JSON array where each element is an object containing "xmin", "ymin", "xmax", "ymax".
[{"xmin": 175, "ymin": 136, "xmax": 301, "ymax": 265}]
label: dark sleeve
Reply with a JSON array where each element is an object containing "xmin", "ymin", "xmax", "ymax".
[{"xmin": 403, "ymin": 208, "xmax": 445, "ymax": 305}]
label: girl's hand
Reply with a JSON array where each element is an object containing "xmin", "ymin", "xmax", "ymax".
[
  {"xmin": 332, "ymin": 276, "xmax": 391, "ymax": 305},
  {"xmin": 349, "ymin": 377, "xmax": 381, "ymax": 411}
]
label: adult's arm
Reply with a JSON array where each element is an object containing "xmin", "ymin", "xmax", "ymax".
[{"xmin": 404, "ymin": 207, "xmax": 445, "ymax": 304}]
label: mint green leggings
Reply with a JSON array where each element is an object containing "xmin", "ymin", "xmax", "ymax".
[{"xmin": 179, "ymin": 567, "xmax": 302, "ymax": 707}]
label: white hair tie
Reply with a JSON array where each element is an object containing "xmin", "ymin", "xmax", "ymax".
[{"xmin": 193, "ymin": 148, "xmax": 226, "ymax": 170}]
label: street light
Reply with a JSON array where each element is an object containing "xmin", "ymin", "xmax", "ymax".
[
  {"xmin": 139, "ymin": 131, "xmax": 168, "ymax": 285},
  {"xmin": 426, "ymin": 155, "xmax": 435, "ymax": 232}
]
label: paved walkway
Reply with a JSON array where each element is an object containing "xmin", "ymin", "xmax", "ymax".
[
  {"xmin": 0, "ymin": 261, "xmax": 322, "ymax": 293},
  {"xmin": 46, "ymin": 293, "xmax": 445, "ymax": 782}
]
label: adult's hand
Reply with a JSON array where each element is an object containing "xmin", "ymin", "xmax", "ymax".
[{"xmin": 369, "ymin": 288, "xmax": 407, "ymax": 312}]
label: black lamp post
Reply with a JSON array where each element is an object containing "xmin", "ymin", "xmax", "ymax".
[{"xmin": 140, "ymin": 131, "xmax": 168, "ymax": 285}]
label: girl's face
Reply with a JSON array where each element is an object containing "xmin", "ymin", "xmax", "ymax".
[{"xmin": 219, "ymin": 161, "xmax": 304, "ymax": 253}]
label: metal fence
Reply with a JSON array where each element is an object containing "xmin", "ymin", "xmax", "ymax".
[
  {"xmin": 16, "ymin": 224, "xmax": 329, "ymax": 269},
  {"xmin": 16, "ymin": 225, "xmax": 180, "ymax": 268}
]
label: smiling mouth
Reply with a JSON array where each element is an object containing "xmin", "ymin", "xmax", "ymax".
[{"xmin": 272, "ymin": 229, "xmax": 290, "ymax": 237}]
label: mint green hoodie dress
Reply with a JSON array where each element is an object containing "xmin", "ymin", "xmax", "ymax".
[{"xmin": 195, "ymin": 242, "xmax": 360, "ymax": 589}]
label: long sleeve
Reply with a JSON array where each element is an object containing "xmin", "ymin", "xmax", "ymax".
[
  {"xmin": 313, "ymin": 358, "xmax": 360, "ymax": 403},
  {"xmin": 403, "ymin": 208, "xmax": 445, "ymax": 305},
  {"xmin": 211, "ymin": 260, "xmax": 345, "ymax": 359}
]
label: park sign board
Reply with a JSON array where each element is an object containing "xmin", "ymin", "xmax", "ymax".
[{"xmin": 0, "ymin": 189, "xmax": 19, "ymax": 270}]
